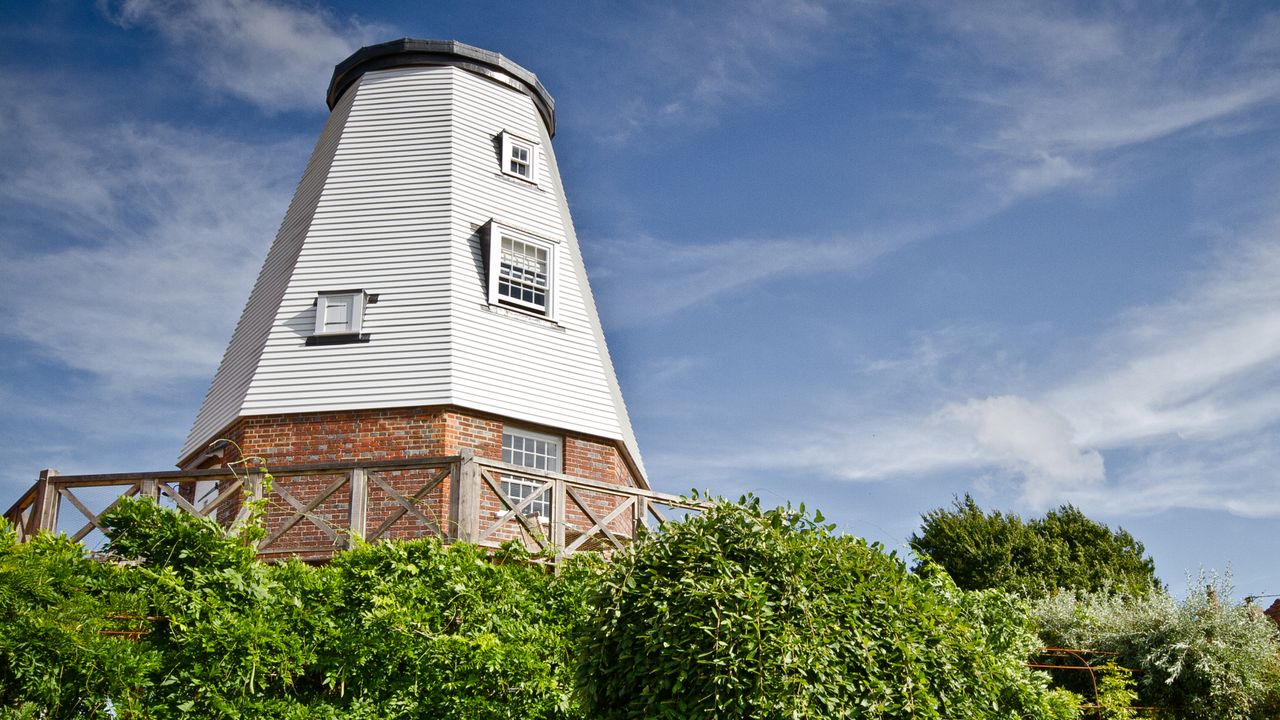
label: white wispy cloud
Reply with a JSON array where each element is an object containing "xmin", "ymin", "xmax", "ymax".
[
  {"xmin": 1050, "ymin": 239, "xmax": 1280, "ymax": 448},
  {"xmin": 929, "ymin": 2, "xmax": 1280, "ymax": 198},
  {"xmin": 654, "ymin": 226, "xmax": 1280, "ymax": 517},
  {"xmin": 594, "ymin": 232, "xmax": 895, "ymax": 323},
  {"xmin": 592, "ymin": 208, "xmax": 984, "ymax": 324},
  {"xmin": 582, "ymin": 0, "xmax": 849, "ymax": 141},
  {"xmin": 104, "ymin": 0, "xmax": 386, "ymax": 111},
  {"xmin": 0, "ymin": 81, "xmax": 306, "ymax": 387},
  {"xmin": 931, "ymin": 395, "xmax": 1105, "ymax": 507},
  {"xmin": 0, "ymin": 71, "xmax": 309, "ymax": 492}
]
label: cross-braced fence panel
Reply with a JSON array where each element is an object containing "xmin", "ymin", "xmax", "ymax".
[
  {"xmin": 364, "ymin": 466, "xmax": 451, "ymax": 542},
  {"xmin": 259, "ymin": 472, "xmax": 352, "ymax": 559}
]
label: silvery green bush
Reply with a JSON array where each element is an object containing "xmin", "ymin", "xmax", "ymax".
[{"xmin": 1032, "ymin": 577, "xmax": 1280, "ymax": 720}]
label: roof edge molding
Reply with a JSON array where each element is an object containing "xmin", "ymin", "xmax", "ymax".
[{"xmin": 328, "ymin": 38, "xmax": 557, "ymax": 136}]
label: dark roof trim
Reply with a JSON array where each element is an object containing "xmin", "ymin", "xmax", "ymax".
[{"xmin": 328, "ymin": 38, "xmax": 556, "ymax": 137}]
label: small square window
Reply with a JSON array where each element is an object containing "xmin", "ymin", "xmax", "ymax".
[
  {"xmin": 484, "ymin": 222, "xmax": 554, "ymax": 316},
  {"xmin": 314, "ymin": 290, "xmax": 365, "ymax": 336},
  {"xmin": 500, "ymin": 131, "xmax": 538, "ymax": 183}
]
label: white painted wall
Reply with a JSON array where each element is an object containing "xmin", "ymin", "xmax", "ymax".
[{"xmin": 180, "ymin": 64, "xmax": 646, "ymax": 481}]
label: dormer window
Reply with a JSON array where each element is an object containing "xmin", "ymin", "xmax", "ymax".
[
  {"xmin": 315, "ymin": 291, "xmax": 364, "ymax": 335},
  {"xmin": 485, "ymin": 222, "xmax": 554, "ymax": 317},
  {"xmin": 500, "ymin": 131, "xmax": 538, "ymax": 183}
]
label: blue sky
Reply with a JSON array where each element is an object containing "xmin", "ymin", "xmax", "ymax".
[{"xmin": 3, "ymin": 1, "xmax": 1280, "ymax": 596}]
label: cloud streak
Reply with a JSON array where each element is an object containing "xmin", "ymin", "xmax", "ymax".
[
  {"xmin": 581, "ymin": 0, "xmax": 851, "ymax": 141},
  {"xmin": 594, "ymin": 232, "xmax": 895, "ymax": 323},
  {"xmin": 105, "ymin": 0, "xmax": 385, "ymax": 111},
  {"xmin": 660, "ymin": 227, "xmax": 1280, "ymax": 517},
  {"xmin": 0, "ymin": 76, "xmax": 306, "ymax": 388},
  {"xmin": 929, "ymin": 2, "xmax": 1280, "ymax": 198}
]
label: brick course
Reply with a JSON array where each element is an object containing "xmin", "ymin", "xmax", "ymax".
[{"xmin": 187, "ymin": 406, "xmax": 640, "ymax": 559}]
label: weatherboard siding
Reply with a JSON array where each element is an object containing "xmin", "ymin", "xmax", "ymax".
[
  {"xmin": 180, "ymin": 89, "xmax": 358, "ymax": 461},
  {"xmin": 240, "ymin": 66, "xmax": 456, "ymax": 418},
  {"xmin": 447, "ymin": 69, "xmax": 625, "ymax": 440}
]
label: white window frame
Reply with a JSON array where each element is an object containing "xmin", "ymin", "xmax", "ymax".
[
  {"xmin": 314, "ymin": 290, "xmax": 366, "ymax": 336},
  {"xmin": 500, "ymin": 131, "xmax": 538, "ymax": 184},
  {"xmin": 499, "ymin": 427, "xmax": 562, "ymax": 520},
  {"xmin": 502, "ymin": 426, "xmax": 563, "ymax": 472},
  {"xmin": 485, "ymin": 222, "xmax": 555, "ymax": 317}
]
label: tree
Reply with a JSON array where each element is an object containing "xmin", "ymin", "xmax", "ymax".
[
  {"xmin": 910, "ymin": 495, "xmax": 1158, "ymax": 596},
  {"xmin": 577, "ymin": 496, "xmax": 1079, "ymax": 719}
]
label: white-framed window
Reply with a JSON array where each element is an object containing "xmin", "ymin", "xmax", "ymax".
[
  {"xmin": 500, "ymin": 427, "xmax": 561, "ymax": 519},
  {"xmin": 314, "ymin": 290, "xmax": 366, "ymax": 335},
  {"xmin": 485, "ymin": 222, "xmax": 554, "ymax": 316},
  {"xmin": 500, "ymin": 131, "xmax": 538, "ymax": 183},
  {"xmin": 501, "ymin": 476, "xmax": 551, "ymax": 519},
  {"xmin": 503, "ymin": 427, "xmax": 562, "ymax": 472}
]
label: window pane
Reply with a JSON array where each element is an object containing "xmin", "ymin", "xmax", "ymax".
[
  {"xmin": 497, "ymin": 236, "xmax": 550, "ymax": 311},
  {"xmin": 500, "ymin": 476, "xmax": 551, "ymax": 518},
  {"xmin": 502, "ymin": 430, "xmax": 561, "ymax": 473}
]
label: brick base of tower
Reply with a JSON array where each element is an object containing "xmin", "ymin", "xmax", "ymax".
[{"xmin": 182, "ymin": 406, "xmax": 641, "ymax": 561}]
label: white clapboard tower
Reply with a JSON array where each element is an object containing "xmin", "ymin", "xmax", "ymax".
[{"xmin": 179, "ymin": 39, "xmax": 646, "ymax": 494}]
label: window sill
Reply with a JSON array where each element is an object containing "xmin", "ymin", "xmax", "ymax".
[
  {"xmin": 306, "ymin": 333, "xmax": 371, "ymax": 346},
  {"xmin": 480, "ymin": 302, "xmax": 565, "ymax": 331},
  {"xmin": 494, "ymin": 510, "xmax": 551, "ymax": 520},
  {"xmin": 494, "ymin": 172, "xmax": 544, "ymax": 190}
]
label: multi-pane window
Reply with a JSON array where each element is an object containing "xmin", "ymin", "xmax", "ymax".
[
  {"xmin": 503, "ymin": 429, "xmax": 561, "ymax": 471},
  {"xmin": 508, "ymin": 143, "xmax": 531, "ymax": 178},
  {"xmin": 486, "ymin": 222, "xmax": 554, "ymax": 316},
  {"xmin": 500, "ymin": 131, "xmax": 537, "ymax": 183},
  {"xmin": 500, "ymin": 428, "xmax": 561, "ymax": 519},
  {"xmin": 501, "ymin": 477, "xmax": 551, "ymax": 519},
  {"xmin": 498, "ymin": 236, "xmax": 549, "ymax": 310}
]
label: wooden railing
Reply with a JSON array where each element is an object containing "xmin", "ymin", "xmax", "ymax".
[{"xmin": 2, "ymin": 452, "xmax": 701, "ymax": 562}]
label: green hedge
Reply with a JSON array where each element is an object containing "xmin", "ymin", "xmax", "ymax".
[
  {"xmin": 576, "ymin": 497, "xmax": 1077, "ymax": 719},
  {"xmin": 0, "ymin": 496, "xmax": 1123, "ymax": 719}
]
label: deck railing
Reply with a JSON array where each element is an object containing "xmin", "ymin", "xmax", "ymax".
[{"xmin": 2, "ymin": 452, "xmax": 701, "ymax": 562}]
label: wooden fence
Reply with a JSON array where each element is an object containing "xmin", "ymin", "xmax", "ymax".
[{"xmin": 2, "ymin": 452, "xmax": 700, "ymax": 562}]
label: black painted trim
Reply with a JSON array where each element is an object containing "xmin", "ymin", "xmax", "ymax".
[
  {"xmin": 305, "ymin": 333, "xmax": 372, "ymax": 346},
  {"xmin": 327, "ymin": 39, "xmax": 556, "ymax": 136}
]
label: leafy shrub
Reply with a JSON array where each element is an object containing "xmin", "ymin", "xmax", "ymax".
[
  {"xmin": 101, "ymin": 497, "xmax": 327, "ymax": 718},
  {"xmin": 577, "ymin": 497, "xmax": 1078, "ymax": 719},
  {"xmin": 0, "ymin": 518, "xmax": 158, "ymax": 719},
  {"xmin": 315, "ymin": 539, "xmax": 598, "ymax": 719},
  {"xmin": 101, "ymin": 497, "xmax": 596, "ymax": 719},
  {"xmin": 1032, "ymin": 577, "xmax": 1280, "ymax": 720}
]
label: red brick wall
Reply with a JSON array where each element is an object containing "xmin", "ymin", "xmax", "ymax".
[{"xmin": 190, "ymin": 406, "xmax": 641, "ymax": 559}]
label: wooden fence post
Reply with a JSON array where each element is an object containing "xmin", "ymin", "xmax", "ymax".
[
  {"xmin": 635, "ymin": 495, "xmax": 648, "ymax": 536},
  {"xmin": 551, "ymin": 477, "xmax": 566, "ymax": 557},
  {"xmin": 448, "ymin": 450, "xmax": 480, "ymax": 543},
  {"xmin": 32, "ymin": 469, "xmax": 59, "ymax": 534},
  {"xmin": 139, "ymin": 478, "xmax": 159, "ymax": 502},
  {"xmin": 348, "ymin": 468, "xmax": 367, "ymax": 548}
]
